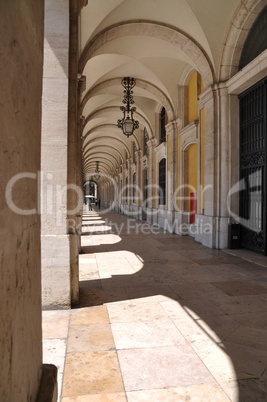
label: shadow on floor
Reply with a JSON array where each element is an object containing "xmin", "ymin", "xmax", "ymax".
[{"xmin": 77, "ymin": 210, "xmax": 267, "ymax": 401}]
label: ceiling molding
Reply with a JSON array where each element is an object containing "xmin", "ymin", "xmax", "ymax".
[
  {"xmin": 83, "ymin": 143, "xmax": 124, "ymax": 164},
  {"xmin": 83, "ymin": 126, "xmax": 131, "ymax": 155},
  {"xmin": 79, "ymin": 20, "xmax": 215, "ymax": 88}
]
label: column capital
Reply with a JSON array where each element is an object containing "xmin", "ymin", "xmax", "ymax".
[
  {"xmin": 78, "ymin": 0, "xmax": 88, "ymax": 13},
  {"xmin": 77, "ymin": 74, "xmax": 86, "ymax": 94},
  {"xmin": 135, "ymin": 149, "xmax": 142, "ymax": 159},
  {"xmin": 212, "ymin": 82, "xmax": 229, "ymax": 97},
  {"xmin": 166, "ymin": 120, "xmax": 177, "ymax": 134},
  {"xmin": 198, "ymin": 85, "xmax": 214, "ymax": 109},
  {"xmin": 147, "ymin": 138, "xmax": 156, "ymax": 148},
  {"xmin": 175, "ymin": 117, "xmax": 182, "ymax": 128}
]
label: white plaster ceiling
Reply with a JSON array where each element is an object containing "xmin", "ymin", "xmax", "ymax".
[{"xmin": 80, "ymin": 0, "xmax": 240, "ymax": 179}]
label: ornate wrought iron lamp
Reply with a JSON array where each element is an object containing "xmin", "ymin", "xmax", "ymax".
[
  {"xmin": 94, "ymin": 161, "xmax": 100, "ymax": 180},
  {"xmin": 117, "ymin": 77, "xmax": 139, "ymax": 138}
]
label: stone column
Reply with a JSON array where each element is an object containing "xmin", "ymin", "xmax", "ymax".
[
  {"xmin": 128, "ymin": 158, "xmax": 132, "ymax": 215},
  {"xmin": 146, "ymin": 139, "xmax": 155, "ymax": 224},
  {"xmin": 114, "ymin": 174, "xmax": 119, "ymax": 211},
  {"xmin": 68, "ymin": 0, "xmax": 81, "ymax": 305},
  {"xmin": 214, "ymin": 83, "xmax": 230, "ymax": 248},
  {"xmin": 135, "ymin": 150, "xmax": 142, "ymax": 219},
  {"xmin": 166, "ymin": 121, "xmax": 177, "ymax": 231},
  {"xmin": 0, "ymin": 2, "xmax": 45, "ymax": 399},
  {"xmin": 178, "ymin": 85, "xmax": 188, "ymax": 127},
  {"xmin": 195, "ymin": 84, "xmax": 230, "ymax": 249},
  {"xmin": 229, "ymin": 94, "xmax": 240, "ymax": 219},
  {"xmin": 76, "ymin": 83, "xmax": 85, "ymax": 251},
  {"xmin": 121, "ymin": 163, "xmax": 126, "ymax": 213},
  {"xmin": 41, "ymin": 0, "xmax": 71, "ymax": 308},
  {"xmin": 194, "ymin": 86, "xmax": 216, "ymax": 247}
]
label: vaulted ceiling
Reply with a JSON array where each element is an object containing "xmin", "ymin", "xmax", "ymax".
[{"xmin": 79, "ymin": 0, "xmax": 240, "ymax": 181}]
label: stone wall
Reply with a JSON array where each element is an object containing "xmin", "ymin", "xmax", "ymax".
[
  {"xmin": 0, "ymin": 1, "xmax": 44, "ymax": 400},
  {"xmin": 41, "ymin": 0, "xmax": 71, "ymax": 308}
]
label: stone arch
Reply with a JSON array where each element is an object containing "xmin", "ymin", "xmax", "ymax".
[
  {"xmin": 79, "ymin": 21, "xmax": 215, "ymax": 89},
  {"xmin": 83, "ymin": 151, "xmax": 120, "ymax": 170},
  {"xmin": 84, "ymin": 155, "xmax": 118, "ymax": 171},
  {"xmin": 83, "ymin": 144, "xmax": 124, "ymax": 166},
  {"xmin": 219, "ymin": 0, "xmax": 267, "ymax": 81},
  {"xmin": 83, "ymin": 116, "xmax": 142, "ymax": 150},
  {"xmin": 83, "ymin": 128, "xmax": 131, "ymax": 156},
  {"xmin": 179, "ymin": 65, "xmax": 196, "ymax": 87},
  {"xmin": 84, "ymin": 162, "xmax": 110, "ymax": 176}
]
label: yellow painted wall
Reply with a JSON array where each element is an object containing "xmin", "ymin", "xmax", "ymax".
[
  {"xmin": 200, "ymin": 108, "xmax": 205, "ymax": 212},
  {"xmin": 167, "ymin": 134, "xmax": 169, "ymax": 207},
  {"xmin": 188, "ymin": 71, "xmax": 198, "ymax": 123},
  {"xmin": 188, "ymin": 144, "xmax": 198, "ymax": 209},
  {"xmin": 154, "ymin": 149, "xmax": 157, "ymax": 208}
]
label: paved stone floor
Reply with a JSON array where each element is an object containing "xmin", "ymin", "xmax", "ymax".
[{"xmin": 43, "ymin": 209, "xmax": 267, "ymax": 401}]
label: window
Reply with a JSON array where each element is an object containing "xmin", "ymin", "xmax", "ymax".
[
  {"xmin": 159, "ymin": 158, "xmax": 166, "ymax": 205},
  {"xmin": 133, "ymin": 173, "xmax": 136, "ymax": 203},
  {"xmin": 239, "ymin": 6, "xmax": 267, "ymax": 70},
  {"xmin": 144, "ymin": 128, "xmax": 148, "ymax": 155},
  {"xmin": 160, "ymin": 107, "xmax": 166, "ymax": 143},
  {"xmin": 132, "ymin": 141, "xmax": 136, "ymax": 164}
]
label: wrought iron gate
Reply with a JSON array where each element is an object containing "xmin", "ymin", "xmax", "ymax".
[{"xmin": 239, "ymin": 78, "xmax": 267, "ymax": 254}]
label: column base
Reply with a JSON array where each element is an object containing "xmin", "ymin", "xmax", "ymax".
[
  {"xmin": 41, "ymin": 235, "xmax": 71, "ymax": 308},
  {"xmin": 174, "ymin": 211, "xmax": 190, "ymax": 235},
  {"xmin": 194, "ymin": 215, "xmax": 229, "ymax": 249}
]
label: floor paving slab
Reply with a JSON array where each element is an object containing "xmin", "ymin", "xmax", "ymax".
[
  {"xmin": 127, "ymin": 383, "xmax": 230, "ymax": 401},
  {"xmin": 62, "ymin": 351, "xmax": 124, "ymax": 398},
  {"xmin": 43, "ymin": 209, "xmax": 267, "ymax": 401},
  {"xmin": 118, "ymin": 345, "xmax": 215, "ymax": 391}
]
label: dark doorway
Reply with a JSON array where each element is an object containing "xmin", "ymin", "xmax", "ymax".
[{"xmin": 239, "ymin": 78, "xmax": 267, "ymax": 254}]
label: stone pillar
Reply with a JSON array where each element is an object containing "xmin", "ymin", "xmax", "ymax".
[
  {"xmin": 195, "ymin": 84, "xmax": 231, "ymax": 249},
  {"xmin": 194, "ymin": 86, "xmax": 217, "ymax": 248},
  {"xmin": 41, "ymin": 0, "xmax": 71, "ymax": 308},
  {"xmin": 76, "ymin": 107, "xmax": 84, "ymax": 252},
  {"xmin": 178, "ymin": 85, "xmax": 188, "ymax": 127},
  {"xmin": 214, "ymin": 83, "xmax": 231, "ymax": 248},
  {"xmin": 114, "ymin": 175, "xmax": 119, "ymax": 211},
  {"xmin": 0, "ymin": 1, "xmax": 45, "ymax": 400},
  {"xmin": 118, "ymin": 172, "xmax": 121, "ymax": 212},
  {"xmin": 128, "ymin": 158, "xmax": 132, "ymax": 215},
  {"xmin": 135, "ymin": 150, "xmax": 142, "ymax": 219},
  {"xmin": 146, "ymin": 139, "xmax": 155, "ymax": 224},
  {"xmin": 166, "ymin": 122, "xmax": 177, "ymax": 211},
  {"xmin": 166, "ymin": 121, "xmax": 177, "ymax": 231},
  {"xmin": 68, "ymin": 0, "xmax": 81, "ymax": 305},
  {"xmin": 121, "ymin": 163, "xmax": 126, "ymax": 212},
  {"xmin": 229, "ymin": 94, "xmax": 240, "ymax": 219}
]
